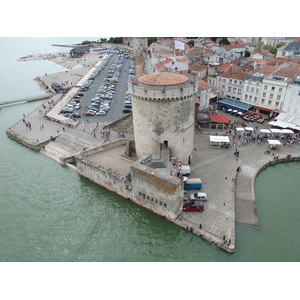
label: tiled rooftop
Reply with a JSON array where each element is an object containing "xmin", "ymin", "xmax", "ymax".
[{"xmin": 137, "ymin": 73, "xmax": 189, "ymax": 86}]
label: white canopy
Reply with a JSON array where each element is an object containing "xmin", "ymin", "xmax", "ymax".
[
  {"xmin": 245, "ymin": 127, "xmax": 253, "ymax": 131},
  {"xmin": 210, "ymin": 136, "xmax": 230, "ymax": 143},
  {"xmin": 260, "ymin": 129, "xmax": 271, "ymax": 133},
  {"xmin": 281, "ymin": 129, "xmax": 294, "ymax": 134},
  {"xmin": 267, "ymin": 140, "xmax": 281, "ymax": 145},
  {"xmin": 236, "ymin": 127, "xmax": 245, "ymax": 132},
  {"xmin": 270, "ymin": 129, "xmax": 283, "ymax": 133}
]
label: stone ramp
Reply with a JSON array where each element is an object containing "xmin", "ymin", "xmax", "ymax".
[
  {"xmin": 235, "ymin": 165, "xmax": 259, "ymax": 226},
  {"xmin": 42, "ymin": 133, "xmax": 97, "ymax": 162}
]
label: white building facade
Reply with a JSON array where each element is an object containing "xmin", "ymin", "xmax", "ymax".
[{"xmin": 282, "ymin": 76, "xmax": 300, "ymax": 115}]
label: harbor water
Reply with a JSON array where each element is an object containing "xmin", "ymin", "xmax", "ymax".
[{"xmin": 0, "ymin": 38, "xmax": 299, "ymax": 262}]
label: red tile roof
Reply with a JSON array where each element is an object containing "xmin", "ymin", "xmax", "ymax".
[
  {"xmin": 210, "ymin": 114, "xmax": 229, "ymax": 123},
  {"xmin": 224, "ymin": 44, "xmax": 246, "ymax": 50},
  {"xmin": 198, "ymin": 79, "xmax": 210, "ymax": 90},
  {"xmin": 137, "ymin": 73, "xmax": 189, "ymax": 86},
  {"xmin": 218, "ymin": 71, "xmax": 249, "ymax": 80}
]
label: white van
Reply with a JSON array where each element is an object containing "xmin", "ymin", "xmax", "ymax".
[
  {"xmin": 181, "ymin": 165, "xmax": 191, "ymax": 175},
  {"xmin": 189, "ymin": 192, "xmax": 207, "ymax": 201}
]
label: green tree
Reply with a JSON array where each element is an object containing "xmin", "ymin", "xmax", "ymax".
[
  {"xmin": 148, "ymin": 37, "xmax": 157, "ymax": 46},
  {"xmin": 244, "ymin": 50, "xmax": 251, "ymax": 57},
  {"xmin": 187, "ymin": 40, "xmax": 195, "ymax": 47},
  {"xmin": 81, "ymin": 40, "xmax": 91, "ymax": 45},
  {"xmin": 276, "ymin": 42, "xmax": 286, "ymax": 49},
  {"xmin": 264, "ymin": 44, "xmax": 277, "ymax": 54},
  {"xmin": 219, "ymin": 38, "xmax": 230, "ymax": 45},
  {"xmin": 108, "ymin": 37, "xmax": 123, "ymax": 44}
]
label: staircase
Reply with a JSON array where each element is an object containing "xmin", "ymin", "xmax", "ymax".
[
  {"xmin": 42, "ymin": 133, "xmax": 95, "ymax": 162},
  {"xmin": 148, "ymin": 161, "xmax": 166, "ymax": 169}
]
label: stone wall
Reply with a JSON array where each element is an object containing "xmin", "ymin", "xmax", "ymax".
[
  {"xmin": 75, "ymin": 157, "xmax": 133, "ymax": 199},
  {"xmin": 131, "ymin": 163, "xmax": 184, "ymax": 219}
]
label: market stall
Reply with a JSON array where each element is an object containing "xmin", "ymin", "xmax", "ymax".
[
  {"xmin": 236, "ymin": 127, "xmax": 245, "ymax": 133},
  {"xmin": 270, "ymin": 129, "xmax": 283, "ymax": 134},
  {"xmin": 281, "ymin": 129, "xmax": 294, "ymax": 134},
  {"xmin": 267, "ymin": 139, "xmax": 281, "ymax": 149},
  {"xmin": 209, "ymin": 136, "xmax": 230, "ymax": 148},
  {"xmin": 260, "ymin": 129, "xmax": 271, "ymax": 134}
]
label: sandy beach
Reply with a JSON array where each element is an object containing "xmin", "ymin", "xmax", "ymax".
[{"xmin": 19, "ymin": 51, "xmax": 103, "ymax": 69}]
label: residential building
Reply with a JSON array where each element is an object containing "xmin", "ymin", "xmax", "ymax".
[
  {"xmin": 189, "ymin": 61, "xmax": 207, "ymax": 79},
  {"xmin": 243, "ymin": 73, "xmax": 264, "ymax": 106},
  {"xmin": 282, "ymin": 75, "xmax": 300, "ymax": 115},
  {"xmin": 276, "ymin": 41, "xmax": 300, "ymax": 58},
  {"xmin": 262, "ymin": 37, "xmax": 294, "ymax": 47},
  {"xmin": 215, "ymin": 71, "xmax": 248, "ymax": 101},
  {"xmin": 154, "ymin": 55, "xmax": 189, "ymax": 73},
  {"xmin": 197, "ymin": 79, "xmax": 211, "ymax": 111},
  {"xmin": 258, "ymin": 65, "xmax": 300, "ymax": 115}
]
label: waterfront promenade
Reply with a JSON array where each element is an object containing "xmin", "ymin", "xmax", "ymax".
[{"xmin": 6, "ymin": 52, "xmax": 300, "ymax": 253}]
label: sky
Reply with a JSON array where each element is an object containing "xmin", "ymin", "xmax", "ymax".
[{"xmin": 2, "ymin": 1, "xmax": 299, "ymax": 37}]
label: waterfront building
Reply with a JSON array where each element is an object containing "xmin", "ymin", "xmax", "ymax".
[
  {"xmin": 282, "ymin": 75, "xmax": 300, "ymax": 115},
  {"xmin": 215, "ymin": 71, "xmax": 248, "ymax": 102}
]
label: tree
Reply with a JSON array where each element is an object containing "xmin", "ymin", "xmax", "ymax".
[
  {"xmin": 81, "ymin": 40, "xmax": 91, "ymax": 45},
  {"xmin": 187, "ymin": 40, "xmax": 195, "ymax": 47},
  {"xmin": 218, "ymin": 38, "xmax": 230, "ymax": 45},
  {"xmin": 244, "ymin": 50, "xmax": 251, "ymax": 57},
  {"xmin": 276, "ymin": 42, "xmax": 286, "ymax": 49},
  {"xmin": 108, "ymin": 37, "xmax": 123, "ymax": 44},
  {"xmin": 148, "ymin": 37, "xmax": 157, "ymax": 46},
  {"xmin": 264, "ymin": 44, "xmax": 277, "ymax": 54}
]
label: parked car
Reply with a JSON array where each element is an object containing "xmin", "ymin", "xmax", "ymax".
[
  {"xmin": 96, "ymin": 110, "xmax": 107, "ymax": 116},
  {"xmin": 61, "ymin": 107, "xmax": 73, "ymax": 113},
  {"xmin": 75, "ymin": 103, "xmax": 81, "ymax": 110},
  {"xmin": 189, "ymin": 192, "xmax": 208, "ymax": 201},
  {"xmin": 72, "ymin": 113, "xmax": 81, "ymax": 118},
  {"xmin": 183, "ymin": 201, "xmax": 204, "ymax": 212},
  {"xmin": 84, "ymin": 111, "xmax": 96, "ymax": 116},
  {"xmin": 122, "ymin": 108, "xmax": 132, "ymax": 113},
  {"xmin": 79, "ymin": 87, "xmax": 88, "ymax": 92},
  {"xmin": 69, "ymin": 101, "xmax": 78, "ymax": 106}
]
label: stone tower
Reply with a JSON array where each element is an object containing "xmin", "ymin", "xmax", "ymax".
[
  {"xmin": 133, "ymin": 37, "xmax": 148, "ymax": 56},
  {"xmin": 128, "ymin": 72, "xmax": 198, "ymax": 164}
]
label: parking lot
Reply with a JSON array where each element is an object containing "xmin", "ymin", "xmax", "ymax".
[{"xmin": 58, "ymin": 49, "xmax": 135, "ymax": 123}]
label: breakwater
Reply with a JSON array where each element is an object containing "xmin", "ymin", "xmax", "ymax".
[{"xmin": 0, "ymin": 93, "xmax": 54, "ymax": 107}]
